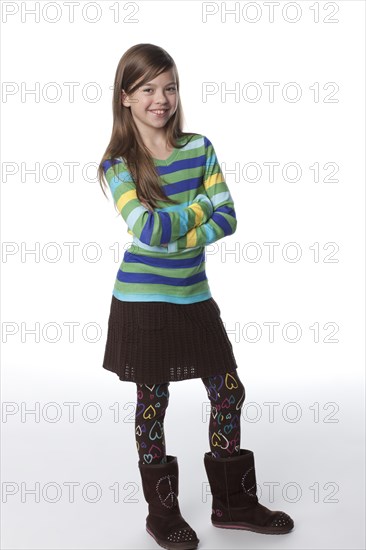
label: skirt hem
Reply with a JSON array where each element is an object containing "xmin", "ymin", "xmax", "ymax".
[{"xmin": 102, "ymin": 362, "xmax": 238, "ymax": 385}]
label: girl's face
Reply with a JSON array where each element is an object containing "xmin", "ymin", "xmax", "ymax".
[{"xmin": 121, "ymin": 69, "xmax": 178, "ymax": 133}]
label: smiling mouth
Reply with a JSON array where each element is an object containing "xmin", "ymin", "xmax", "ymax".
[{"xmin": 149, "ymin": 109, "xmax": 168, "ymax": 114}]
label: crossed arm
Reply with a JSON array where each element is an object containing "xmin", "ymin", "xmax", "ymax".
[
  {"xmin": 102, "ymin": 158, "xmax": 213, "ymax": 247},
  {"xmin": 103, "ymin": 138, "xmax": 236, "ymax": 252}
]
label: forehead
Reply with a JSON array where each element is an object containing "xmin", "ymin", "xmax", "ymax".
[{"xmin": 141, "ymin": 69, "xmax": 176, "ymax": 86}]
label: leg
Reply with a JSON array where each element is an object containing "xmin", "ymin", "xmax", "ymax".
[
  {"xmin": 202, "ymin": 371, "xmax": 294, "ymax": 534},
  {"xmin": 201, "ymin": 369, "xmax": 245, "ymax": 459},
  {"xmin": 136, "ymin": 381, "xmax": 199, "ymax": 548},
  {"xmin": 135, "ymin": 382, "xmax": 170, "ymax": 465}
]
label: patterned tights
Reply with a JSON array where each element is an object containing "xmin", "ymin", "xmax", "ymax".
[{"xmin": 135, "ymin": 369, "xmax": 245, "ymax": 464}]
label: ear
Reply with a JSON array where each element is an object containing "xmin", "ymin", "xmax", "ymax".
[{"xmin": 121, "ymin": 89, "xmax": 130, "ymax": 108}]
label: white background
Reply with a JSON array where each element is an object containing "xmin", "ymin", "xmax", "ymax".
[{"xmin": 1, "ymin": 1, "xmax": 365, "ymax": 549}]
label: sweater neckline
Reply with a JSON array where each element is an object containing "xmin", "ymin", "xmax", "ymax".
[{"xmin": 152, "ymin": 137, "xmax": 184, "ymax": 166}]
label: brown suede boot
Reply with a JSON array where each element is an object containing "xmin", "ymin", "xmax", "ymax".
[
  {"xmin": 138, "ymin": 455, "xmax": 200, "ymax": 550},
  {"xmin": 204, "ymin": 449, "xmax": 294, "ymax": 534}
]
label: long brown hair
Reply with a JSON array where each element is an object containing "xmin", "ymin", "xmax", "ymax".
[{"xmin": 98, "ymin": 43, "xmax": 198, "ymax": 212}]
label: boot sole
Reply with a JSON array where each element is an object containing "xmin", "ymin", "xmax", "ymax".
[
  {"xmin": 212, "ymin": 521, "xmax": 294, "ymax": 535},
  {"xmin": 146, "ymin": 525, "xmax": 199, "ymax": 550}
]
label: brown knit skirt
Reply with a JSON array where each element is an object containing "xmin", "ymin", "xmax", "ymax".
[{"xmin": 102, "ymin": 295, "xmax": 238, "ymax": 384}]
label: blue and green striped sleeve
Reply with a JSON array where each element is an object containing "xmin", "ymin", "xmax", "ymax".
[
  {"xmin": 102, "ymin": 159, "xmax": 213, "ymax": 247},
  {"xmin": 169, "ymin": 138, "xmax": 237, "ymax": 251}
]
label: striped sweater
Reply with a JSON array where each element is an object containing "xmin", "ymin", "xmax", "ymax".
[{"xmin": 102, "ymin": 133, "xmax": 237, "ymax": 304}]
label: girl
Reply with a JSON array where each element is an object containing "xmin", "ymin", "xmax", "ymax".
[{"xmin": 98, "ymin": 43, "xmax": 294, "ymax": 550}]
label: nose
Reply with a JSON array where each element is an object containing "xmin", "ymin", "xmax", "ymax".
[{"xmin": 154, "ymin": 89, "xmax": 168, "ymax": 104}]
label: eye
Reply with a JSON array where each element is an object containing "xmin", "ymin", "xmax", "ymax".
[{"xmin": 142, "ymin": 86, "xmax": 177, "ymax": 93}]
